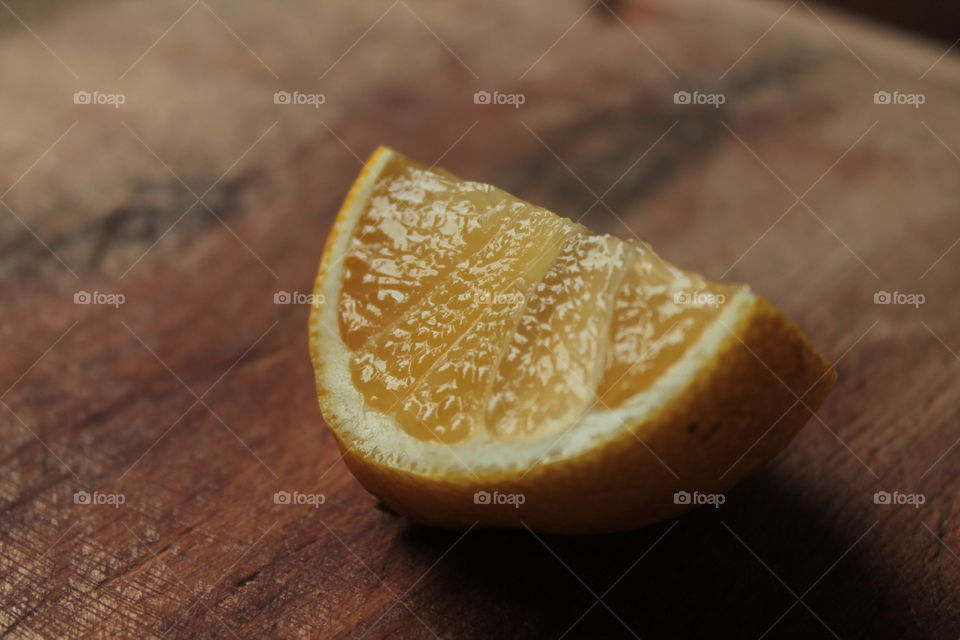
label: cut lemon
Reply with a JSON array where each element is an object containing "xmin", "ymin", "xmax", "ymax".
[{"xmin": 309, "ymin": 147, "xmax": 835, "ymax": 534}]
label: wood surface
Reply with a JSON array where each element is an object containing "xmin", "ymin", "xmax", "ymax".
[{"xmin": 1, "ymin": 0, "xmax": 959, "ymax": 637}]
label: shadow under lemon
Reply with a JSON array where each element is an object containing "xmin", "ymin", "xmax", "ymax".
[{"xmin": 386, "ymin": 469, "xmax": 907, "ymax": 640}]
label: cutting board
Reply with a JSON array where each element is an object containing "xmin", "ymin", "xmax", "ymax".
[{"xmin": 2, "ymin": 0, "xmax": 959, "ymax": 637}]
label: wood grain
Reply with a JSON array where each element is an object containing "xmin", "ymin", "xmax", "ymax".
[{"xmin": 1, "ymin": 0, "xmax": 959, "ymax": 637}]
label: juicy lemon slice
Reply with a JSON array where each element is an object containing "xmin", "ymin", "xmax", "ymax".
[{"xmin": 309, "ymin": 147, "xmax": 835, "ymax": 534}]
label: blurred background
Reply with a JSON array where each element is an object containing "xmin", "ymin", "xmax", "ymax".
[
  {"xmin": 829, "ymin": 0, "xmax": 960, "ymax": 42},
  {"xmin": 3, "ymin": 0, "xmax": 959, "ymax": 41}
]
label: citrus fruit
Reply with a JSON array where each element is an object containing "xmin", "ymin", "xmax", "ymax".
[{"xmin": 309, "ymin": 146, "xmax": 835, "ymax": 534}]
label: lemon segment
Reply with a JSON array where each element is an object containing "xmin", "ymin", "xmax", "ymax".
[{"xmin": 309, "ymin": 146, "xmax": 836, "ymax": 534}]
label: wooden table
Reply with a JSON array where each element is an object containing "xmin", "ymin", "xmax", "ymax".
[{"xmin": 2, "ymin": 0, "xmax": 958, "ymax": 637}]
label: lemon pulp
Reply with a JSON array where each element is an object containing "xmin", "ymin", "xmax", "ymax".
[{"xmin": 338, "ymin": 155, "xmax": 737, "ymax": 444}]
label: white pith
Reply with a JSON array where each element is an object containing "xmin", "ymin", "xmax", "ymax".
[{"xmin": 310, "ymin": 148, "xmax": 757, "ymax": 478}]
